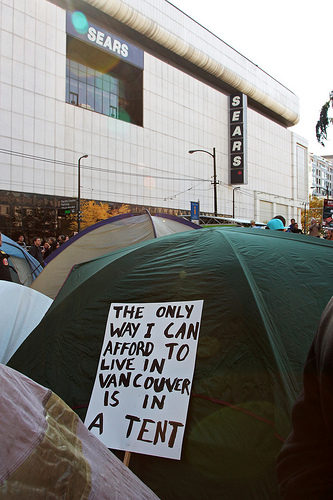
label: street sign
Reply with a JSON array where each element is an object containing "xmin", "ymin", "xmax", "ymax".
[{"xmin": 60, "ymin": 199, "xmax": 77, "ymax": 214}]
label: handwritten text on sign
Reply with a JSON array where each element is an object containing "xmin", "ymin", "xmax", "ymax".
[{"xmin": 84, "ymin": 301, "xmax": 203, "ymax": 460}]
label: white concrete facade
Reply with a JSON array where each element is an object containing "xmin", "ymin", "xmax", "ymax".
[
  {"xmin": 0, "ymin": 0, "xmax": 308, "ymax": 229},
  {"xmin": 310, "ymin": 154, "xmax": 333, "ymax": 198}
]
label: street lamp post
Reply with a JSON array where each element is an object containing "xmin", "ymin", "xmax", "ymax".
[
  {"xmin": 303, "ymin": 202, "xmax": 308, "ymax": 234},
  {"xmin": 77, "ymin": 154, "xmax": 88, "ymax": 232},
  {"xmin": 188, "ymin": 147, "xmax": 218, "ymax": 216},
  {"xmin": 232, "ymin": 187, "xmax": 240, "ymax": 218}
]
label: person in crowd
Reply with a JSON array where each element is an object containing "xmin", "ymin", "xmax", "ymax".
[
  {"xmin": 45, "ymin": 237, "xmax": 58, "ymax": 258},
  {"xmin": 0, "ymin": 231, "xmax": 12, "ymax": 281},
  {"xmin": 291, "ymin": 223, "xmax": 303, "ymax": 234},
  {"xmin": 43, "ymin": 236, "xmax": 60, "ymax": 259},
  {"xmin": 266, "ymin": 218, "xmax": 285, "ymax": 231},
  {"xmin": 41, "ymin": 240, "xmax": 51, "ymax": 260},
  {"xmin": 28, "ymin": 236, "xmax": 45, "ymax": 268},
  {"xmin": 277, "ymin": 297, "xmax": 333, "ymax": 498},
  {"xmin": 325, "ymin": 229, "xmax": 333, "ymax": 241},
  {"xmin": 17, "ymin": 235, "xmax": 27, "ymax": 249},
  {"xmin": 272, "ymin": 215, "xmax": 286, "ymax": 227},
  {"xmin": 309, "ymin": 218, "xmax": 322, "ymax": 237},
  {"xmin": 58, "ymin": 234, "xmax": 66, "ymax": 246},
  {"xmin": 287, "ymin": 219, "xmax": 296, "ymax": 232},
  {"xmin": 249, "ymin": 220, "xmax": 256, "ymax": 228}
]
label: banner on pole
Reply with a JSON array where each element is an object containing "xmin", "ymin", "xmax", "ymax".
[{"xmin": 191, "ymin": 201, "xmax": 200, "ymax": 224}]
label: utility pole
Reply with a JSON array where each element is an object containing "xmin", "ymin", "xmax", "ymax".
[
  {"xmin": 77, "ymin": 154, "xmax": 88, "ymax": 232},
  {"xmin": 188, "ymin": 147, "xmax": 219, "ymax": 216}
]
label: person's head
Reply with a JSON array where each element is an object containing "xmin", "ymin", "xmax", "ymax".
[
  {"xmin": 18, "ymin": 235, "xmax": 24, "ymax": 243},
  {"xmin": 33, "ymin": 236, "xmax": 41, "ymax": 247},
  {"xmin": 327, "ymin": 230, "xmax": 333, "ymax": 240},
  {"xmin": 250, "ymin": 220, "xmax": 255, "ymax": 226},
  {"xmin": 294, "ymin": 223, "xmax": 298, "ymax": 229},
  {"xmin": 273, "ymin": 215, "xmax": 286, "ymax": 227},
  {"xmin": 290, "ymin": 219, "xmax": 295, "ymax": 225},
  {"xmin": 266, "ymin": 218, "xmax": 285, "ymax": 231}
]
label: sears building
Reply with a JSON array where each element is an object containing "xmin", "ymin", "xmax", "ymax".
[{"xmin": 0, "ymin": 0, "xmax": 308, "ymax": 238}]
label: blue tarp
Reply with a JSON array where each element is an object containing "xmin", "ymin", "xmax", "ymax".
[{"xmin": 2, "ymin": 235, "xmax": 43, "ymax": 285}]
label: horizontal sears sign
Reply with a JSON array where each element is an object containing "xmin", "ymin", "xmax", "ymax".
[
  {"xmin": 229, "ymin": 93, "xmax": 247, "ymax": 185},
  {"xmin": 66, "ymin": 11, "xmax": 144, "ymax": 69}
]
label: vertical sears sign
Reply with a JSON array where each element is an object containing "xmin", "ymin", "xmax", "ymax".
[{"xmin": 229, "ymin": 93, "xmax": 247, "ymax": 184}]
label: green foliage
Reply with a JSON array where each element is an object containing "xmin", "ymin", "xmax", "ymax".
[
  {"xmin": 301, "ymin": 195, "xmax": 324, "ymax": 234},
  {"xmin": 316, "ymin": 93, "xmax": 333, "ymax": 146},
  {"xmin": 68, "ymin": 201, "xmax": 130, "ymax": 231}
]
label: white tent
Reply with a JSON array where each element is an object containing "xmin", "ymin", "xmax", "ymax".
[
  {"xmin": 31, "ymin": 211, "xmax": 200, "ymax": 300},
  {"xmin": 0, "ymin": 282, "xmax": 52, "ymax": 364}
]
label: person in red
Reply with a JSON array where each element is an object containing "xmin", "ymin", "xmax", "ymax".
[
  {"xmin": 0, "ymin": 231, "xmax": 12, "ymax": 281},
  {"xmin": 277, "ymin": 297, "xmax": 333, "ymax": 499}
]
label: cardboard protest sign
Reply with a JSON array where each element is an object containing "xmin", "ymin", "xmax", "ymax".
[{"xmin": 84, "ymin": 300, "xmax": 203, "ymax": 460}]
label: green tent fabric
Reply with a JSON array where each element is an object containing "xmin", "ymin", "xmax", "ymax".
[{"xmin": 8, "ymin": 227, "xmax": 333, "ymax": 499}]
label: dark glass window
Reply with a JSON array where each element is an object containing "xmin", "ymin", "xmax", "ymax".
[
  {"xmin": 0, "ymin": 191, "xmax": 73, "ymax": 243},
  {"xmin": 66, "ymin": 36, "xmax": 143, "ymax": 126},
  {"xmin": 0, "ymin": 204, "xmax": 10, "ymax": 229}
]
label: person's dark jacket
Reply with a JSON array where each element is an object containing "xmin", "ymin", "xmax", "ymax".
[
  {"xmin": 0, "ymin": 250, "xmax": 12, "ymax": 281},
  {"xmin": 277, "ymin": 297, "xmax": 333, "ymax": 499},
  {"xmin": 29, "ymin": 244, "xmax": 45, "ymax": 268}
]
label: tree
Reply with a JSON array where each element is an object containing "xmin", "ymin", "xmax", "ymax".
[
  {"xmin": 68, "ymin": 200, "xmax": 130, "ymax": 232},
  {"xmin": 316, "ymin": 91, "xmax": 333, "ymax": 146},
  {"xmin": 301, "ymin": 195, "xmax": 324, "ymax": 234}
]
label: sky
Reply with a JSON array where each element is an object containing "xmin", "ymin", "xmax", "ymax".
[{"xmin": 169, "ymin": 0, "xmax": 333, "ymax": 156}]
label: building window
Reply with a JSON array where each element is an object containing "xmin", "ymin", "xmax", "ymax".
[
  {"xmin": 110, "ymin": 105, "xmax": 117, "ymax": 118},
  {"xmin": 69, "ymin": 92, "xmax": 78, "ymax": 105},
  {"xmin": 66, "ymin": 59, "xmax": 120, "ymax": 113},
  {"xmin": 66, "ymin": 36, "xmax": 143, "ymax": 126}
]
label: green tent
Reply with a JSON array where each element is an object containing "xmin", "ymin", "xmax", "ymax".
[{"xmin": 8, "ymin": 228, "xmax": 333, "ymax": 499}]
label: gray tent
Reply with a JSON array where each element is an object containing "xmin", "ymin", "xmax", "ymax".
[{"xmin": 31, "ymin": 211, "xmax": 200, "ymax": 299}]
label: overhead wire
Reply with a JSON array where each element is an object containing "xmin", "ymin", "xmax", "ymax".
[
  {"xmin": 0, "ymin": 148, "xmax": 208, "ymax": 183},
  {"xmin": 0, "ymin": 147, "xmax": 299, "ymax": 207}
]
